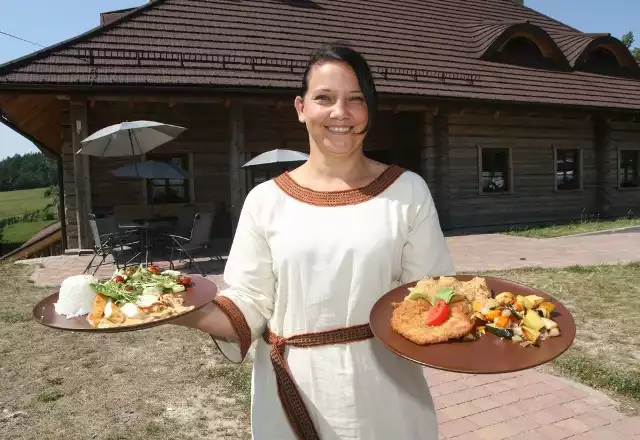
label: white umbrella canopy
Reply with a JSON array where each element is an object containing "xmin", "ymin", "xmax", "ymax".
[
  {"xmin": 77, "ymin": 121, "xmax": 187, "ymax": 157},
  {"xmin": 242, "ymin": 149, "xmax": 309, "ymax": 168}
]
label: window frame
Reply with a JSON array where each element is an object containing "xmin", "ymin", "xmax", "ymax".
[
  {"xmin": 553, "ymin": 146, "xmax": 583, "ymax": 192},
  {"xmin": 617, "ymin": 148, "xmax": 640, "ymax": 189},
  {"xmin": 144, "ymin": 153, "xmax": 193, "ymax": 205},
  {"xmin": 477, "ymin": 146, "xmax": 514, "ymax": 195}
]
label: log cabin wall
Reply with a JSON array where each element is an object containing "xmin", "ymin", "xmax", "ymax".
[
  {"xmin": 608, "ymin": 120, "xmax": 640, "ymax": 217},
  {"xmin": 443, "ymin": 109, "xmax": 598, "ymax": 230},
  {"xmin": 78, "ymin": 97, "xmax": 639, "ymax": 244},
  {"xmin": 86, "ymin": 100, "xmax": 231, "ymax": 234}
]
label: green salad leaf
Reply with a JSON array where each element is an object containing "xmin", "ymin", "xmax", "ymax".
[{"xmin": 433, "ymin": 287, "xmax": 455, "ymax": 304}]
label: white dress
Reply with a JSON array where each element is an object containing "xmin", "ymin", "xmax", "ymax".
[{"xmin": 214, "ymin": 165, "xmax": 456, "ymax": 440}]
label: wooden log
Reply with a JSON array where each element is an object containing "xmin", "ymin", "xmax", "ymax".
[
  {"xmin": 70, "ymin": 98, "xmax": 91, "ymax": 249},
  {"xmin": 433, "ymin": 112, "xmax": 451, "ymax": 229},
  {"xmin": 229, "ymin": 102, "xmax": 246, "ymax": 233}
]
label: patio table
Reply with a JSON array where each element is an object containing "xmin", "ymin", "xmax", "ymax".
[{"xmin": 118, "ymin": 220, "xmax": 176, "ymax": 266}]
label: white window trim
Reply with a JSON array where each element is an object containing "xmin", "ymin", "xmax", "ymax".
[
  {"xmin": 553, "ymin": 146, "xmax": 583, "ymax": 192},
  {"xmin": 477, "ymin": 146, "xmax": 514, "ymax": 195}
]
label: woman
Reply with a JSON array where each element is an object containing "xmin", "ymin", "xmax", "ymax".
[{"xmin": 173, "ymin": 45, "xmax": 455, "ymax": 440}]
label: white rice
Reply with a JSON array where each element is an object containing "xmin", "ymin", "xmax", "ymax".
[{"xmin": 54, "ymin": 274, "xmax": 99, "ymax": 318}]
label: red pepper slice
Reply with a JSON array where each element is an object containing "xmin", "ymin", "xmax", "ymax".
[{"xmin": 425, "ymin": 299, "xmax": 450, "ymax": 326}]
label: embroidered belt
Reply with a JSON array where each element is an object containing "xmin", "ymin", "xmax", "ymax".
[{"xmin": 262, "ymin": 324, "xmax": 374, "ymax": 440}]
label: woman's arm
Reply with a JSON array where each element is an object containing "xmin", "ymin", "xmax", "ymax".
[
  {"xmin": 401, "ymin": 173, "xmax": 456, "ymax": 282},
  {"xmin": 171, "ymin": 302, "xmax": 238, "ymax": 342},
  {"xmin": 170, "ymin": 186, "xmax": 276, "ymax": 362}
]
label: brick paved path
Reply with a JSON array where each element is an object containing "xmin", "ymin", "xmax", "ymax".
[
  {"xmin": 20, "ymin": 231, "xmax": 640, "ymax": 439},
  {"xmin": 447, "ymin": 232, "xmax": 639, "ymax": 272}
]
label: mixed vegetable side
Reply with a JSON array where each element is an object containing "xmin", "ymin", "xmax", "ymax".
[{"xmin": 473, "ymin": 292, "xmax": 561, "ymax": 347}]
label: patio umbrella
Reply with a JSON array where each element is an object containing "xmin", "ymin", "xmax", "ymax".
[
  {"xmin": 111, "ymin": 161, "xmax": 193, "ymax": 180},
  {"xmin": 77, "ymin": 121, "xmax": 187, "ymax": 157},
  {"xmin": 242, "ymin": 149, "xmax": 309, "ymax": 168}
]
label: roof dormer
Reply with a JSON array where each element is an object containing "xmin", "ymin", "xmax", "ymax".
[
  {"xmin": 551, "ymin": 33, "xmax": 640, "ymax": 78},
  {"xmin": 467, "ymin": 21, "xmax": 569, "ymax": 70}
]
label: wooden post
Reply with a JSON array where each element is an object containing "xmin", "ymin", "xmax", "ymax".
[
  {"xmin": 433, "ymin": 112, "xmax": 451, "ymax": 230},
  {"xmin": 594, "ymin": 115, "xmax": 612, "ymax": 217},
  {"xmin": 229, "ymin": 101, "xmax": 247, "ymax": 234},
  {"xmin": 70, "ymin": 98, "xmax": 91, "ymax": 249}
]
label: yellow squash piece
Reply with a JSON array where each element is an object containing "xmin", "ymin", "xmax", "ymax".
[
  {"xmin": 537, "ymin": 301, "xmax": 556, "ymax": 318},
  {"xmin": 521, "ymin": 325, "xmax": 541, "ymax": 344},
  {"xmin": 495, "ymin": 292, "xmax": 515, "ymax": 305},
  {"xmin": 523, "ymin": 310, "xmax": 545, "ymax": 331},
  {"xmin": 523, "ymin": 295, "xmax": 545, "ymax": 310}
]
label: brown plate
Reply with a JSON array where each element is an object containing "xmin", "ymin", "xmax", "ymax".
[
  {"xmin": 369, "ymin": 275, "xmax": 576, "ymax": 374},
  {"xmin": 32, "ymin": 275, "xmax": 218, "ymax": 333}
]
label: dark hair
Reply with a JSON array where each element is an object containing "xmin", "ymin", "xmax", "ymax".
[{"xmin": 301, "ymin": 44, "xmax": 378, "ymax": 133}]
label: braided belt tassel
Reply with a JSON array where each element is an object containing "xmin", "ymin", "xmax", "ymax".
[{"xmin": 263, "ymin": 324, "xmax": 374, "ymax": 440}]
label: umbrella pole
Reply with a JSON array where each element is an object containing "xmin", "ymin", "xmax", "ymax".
[{"xmin": 128, "ymin": 130, "xmax": 140, "ymax": 178}]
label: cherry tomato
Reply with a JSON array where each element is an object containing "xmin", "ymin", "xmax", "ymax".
[
  {"xmin": 147, "ymin": 265, "xmax": 161, "ymax": 275},
  {"xmin": 426, "ymin": 299, "xmax": 450, "ymax": 326},
  {"xmin": 177, "ymin": 275, "xmax": 192, "ymax": 287},
  {"xmin": 112, "ymin": 275, "xmax": 125, "ymax": 283}
]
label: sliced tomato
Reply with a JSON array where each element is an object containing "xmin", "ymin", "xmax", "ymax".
[
  {"xmin": 112, "ymin": 275, "xmax": 125, "ymax": 283},
  {"xmin": 425, "ymin": 299, "xmax": 450, "ymax": 326}
]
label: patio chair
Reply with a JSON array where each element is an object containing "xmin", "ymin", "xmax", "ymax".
[
  {"xmin": 151, "ymin": 206, "xmax": 196, "ymax": 253},
  {"xmin": 83, "ymin": 214, "xmax": 141, "ymax": 275},
  {"xmin": 167, "ymin": 212, "xmax": 220, "ymax": 276},
  {"xmin": 174, "ymin": 205, "xmax": 197, "ymax": 236}
]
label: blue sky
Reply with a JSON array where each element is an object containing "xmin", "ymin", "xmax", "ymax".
[{"xmin": 0, "ymin": 0, "xmax": 639, "ymax": 160}]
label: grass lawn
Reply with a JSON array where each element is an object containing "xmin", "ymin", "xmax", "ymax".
[
  {"xmin": 503, "ymin": 218, "xmax": 640, "ymax": 238},
  {"xmin": 0, "ymin": 188, "xmax": 52, "ymax": 220},
  {"xmin": 1, "ymin": 262, "xmax": 638, "ymax": 439},
  {"xmin": 1, "ymin": 221, "xmax": 55, "ymax": 244}
]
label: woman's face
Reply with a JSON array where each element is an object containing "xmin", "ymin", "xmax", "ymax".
[{"xmin": 294, "ymin": 61, "xmax": 368, "ymax": 157}]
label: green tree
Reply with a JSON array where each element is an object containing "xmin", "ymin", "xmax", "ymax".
[
  {"xmin": 621, "ymin": 31, "xmax": 640, "ymax": 57},
  {"xmin": 0, "ymin": 152, "xmax": 57, "ymax": 191}
]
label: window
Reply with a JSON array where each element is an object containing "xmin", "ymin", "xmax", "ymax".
[
  {"xmin": 619, "ymin": 150, "xmax": 640, "ymax": 188},
  {"xmin": 501, "ymin": 37, "xmax": 543, "ymax": 62},
  {"xmin": 479, "ymin": 148, "xmax": 511, "ymax": 193},
  {"xmin": 555, "ymin": 148, "xmax": 581, "ymax": 190},
  {"xmin": 146, "ymin": 154, "xmax": 190, "ymax": 204}
]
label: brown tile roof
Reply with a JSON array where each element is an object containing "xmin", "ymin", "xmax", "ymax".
[
  {"xmin": 100, "ymin": 7, "xmax": 137, "ymax": 26},
  {"xmin": 1, "ymin": 0, "xmax": 639, "ymax": 111}
]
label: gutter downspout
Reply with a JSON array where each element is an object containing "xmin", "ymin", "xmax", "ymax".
[{"xmin": 0, "ymin": 110, "xmax": 67, "ymax": 252}]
